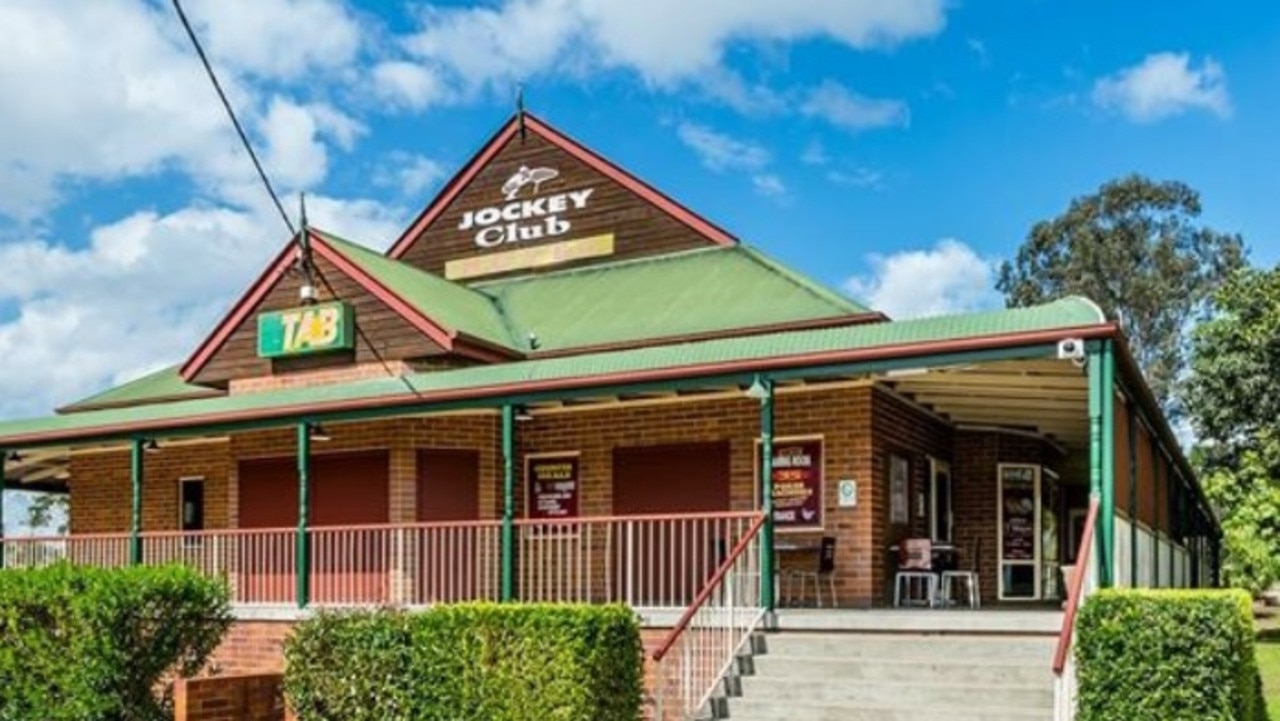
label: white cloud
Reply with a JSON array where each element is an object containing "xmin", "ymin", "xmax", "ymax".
[
  {"xmin": 0, "ymin": 195, "xmax": 405, "ymax": 420},
  {"xmin": 1092, "ymin": 52, "xmax": 1231, "ymax": 123},
  {"xmin": 752, "ymin": 174, "xmax": 787, "ymax": 197},
  {"xmin": 374, "ymin": 152, "xmax": 448, "ymax": 198},
  {"xmin": 801, "ymin": 80, "xmax": 909, "ymax": 131},
  {"xmin": 801, "ymin": 140, "xmax": 830, "ymax": 166},
  {"xmin": 371, "ymin": 61, "xmax": 449, "ymax": 110},
  {"xmin": 382, "ymin": 0, "xmax": 945, "ymax": 106},
  {"xmin": 826, "ymin": 167, "xmax": 883, "ymax": 189},
  {"xmin": 0, "ymin": 0, "xmax": 373, "ymax": 221},
  {"xmin": 676, "ymin": 123, "xmax": 770, "ymax": 172},
  {"xmin": 182, "ymin": 0, "xmax": 364, "ymax": 81},
  {"xmin": 676, "ymin": 123, "xmax": 787, "ymax": 198},
  {"xmin": 844, "ymin": 239, "xmax": 1000, "ymax": 319}
]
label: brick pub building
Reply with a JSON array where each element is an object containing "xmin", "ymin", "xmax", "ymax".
[{"xmin": 0, "ymin": 114, "xmax": 1219, "ymax": 711}]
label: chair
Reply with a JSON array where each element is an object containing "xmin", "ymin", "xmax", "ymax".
[
  {"xmin": 894, "ymin": 538, "xmax": 937, "ymax": 607},
  {"xmin": 941, "ymin": 537, "xmax": 981, "ymax": 609},
  {"xmin": 790, "ymin": 536, "xmax": 838, "ymax": 607}
]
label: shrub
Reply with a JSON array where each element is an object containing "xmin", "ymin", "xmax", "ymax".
[
  {"xmin": 1076, "ymin": 589, "xmax": 1268, "ymax": 721},
  {"xmin": 0, "ymin": 563, "xmax": 232, "ymax": 721},
  {"xmin": 284, "ymin": 603, "xmax": 644, "ymax": 721}
]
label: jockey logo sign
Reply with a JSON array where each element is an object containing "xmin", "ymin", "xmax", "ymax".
[{"xmin": 458, "ymin": 165, "xmax": 596, "ymax": 248}]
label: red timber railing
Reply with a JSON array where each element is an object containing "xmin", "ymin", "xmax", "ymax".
[
  {"xmin": 1053, "ymin": 497, "xmax": 1100, "ymax": 721},
  {"xmin": 515, "ymin": 511, "xmax": 762, "ymax": 608},
  {"xmin": 649, "ymin": 512, "xmax": 766, "ymax": 721},
  {"xmin": 0, "ymin": 533, "xmax": 131, "ymax": 569},
  {"xmin": 0, "ymin": 512, "xmax": 759, "ymax": 611}
]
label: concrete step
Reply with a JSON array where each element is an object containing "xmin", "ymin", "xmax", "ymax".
[
  {"xmin": 735, "ymin": 677, "xmax": 1052, "ymax": 710},
  {"xmin": 725, "ymin": 702, "xmax": 1050, "ymax": 721},
  {"xmin": 721, "ymin": 630, "xmax": 1056, "ymax": 721},
  {"xmin": 762, "ymin": 633, "xmax": 1056, "ymax": 663},
  {"xmin": 751, "ymin": 656, "xmax": 1052, "ymax": 686}
]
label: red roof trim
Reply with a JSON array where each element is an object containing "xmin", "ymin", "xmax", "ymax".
[
  {"xmin": 179, "ymin": 242, "xmax": 299, "ymax": 382},
  {"xmin": 308, "ymin": 232, "xmax": 458, "ymax": 351},
  {"xmin": 387, "ymin": 112, "xmax": 737, "ymax": 260}
]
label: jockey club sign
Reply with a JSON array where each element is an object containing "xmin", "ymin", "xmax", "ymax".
[{"xmin": 458, "ymin": 165, "xmax": 595, "ymax": 249}]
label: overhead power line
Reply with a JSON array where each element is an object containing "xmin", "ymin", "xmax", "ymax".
[{"xmin": 170, "ymin": 0, "xmax": 295, "ymax": 236}]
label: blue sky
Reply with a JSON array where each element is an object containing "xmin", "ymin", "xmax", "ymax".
[{"xmin": 0, "ymin": 0, "xmax": 1276, "ymax": 427}]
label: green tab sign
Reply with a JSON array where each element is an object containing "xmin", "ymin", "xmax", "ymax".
[{"xmin": 257, "ymin": 302, "xmax": 354, "ymax": 359}]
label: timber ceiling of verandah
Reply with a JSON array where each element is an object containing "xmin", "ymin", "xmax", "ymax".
[{"xmin": 885, "ymin": 359, "xmax": 1089, "ymax": 448}]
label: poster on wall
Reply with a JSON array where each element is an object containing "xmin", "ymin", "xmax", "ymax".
[
  {"xmin": 889, "ymin": 454, "xmax": 909, "ymax": 525},
  {"xmin": 760, "ymin": 439, "xmax": 824, "ymax": 531},
  {"xmin": 526, "ymin": 454, "xmax": 580, "ymax": 521},
  {"xmin": 1001, "ymin": 466, "xmax": 1037, "ymax": 561}
]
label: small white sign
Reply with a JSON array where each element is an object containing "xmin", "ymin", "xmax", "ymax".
[{"xmin": 837, "ymin": 479, "xmax": 857, "ymax": 508}]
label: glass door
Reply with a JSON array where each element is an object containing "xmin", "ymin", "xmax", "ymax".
[
  {"xmin": 1040, "ymin": 469, "xmax": 1061, "ymax": 600},
  {"xmin": 998, "ymin": 464, "xmax": 1041, "ymax": 600}
]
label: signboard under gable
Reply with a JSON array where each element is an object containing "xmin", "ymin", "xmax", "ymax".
[
  {"xmin": 393, "ymin": 123, "xmax": 732, "ymax": 281},
  {"xmin": 257, "ymin": 301, "xmax": 354, "ymax": 359}
]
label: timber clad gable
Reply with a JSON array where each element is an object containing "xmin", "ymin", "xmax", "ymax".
[
  {"xmin": 192, "ymin": 250, "xmax": 451, "ymax": 388},
  {"xmin": 391, "ymin": 114, "xmax": 735, "ymax": 280}
]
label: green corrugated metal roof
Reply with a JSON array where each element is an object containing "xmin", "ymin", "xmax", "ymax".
[
  {"xmin": 316, "ymin": 231, "xmax": 517, "ymax": 350},
  {"xmin": 0, "ymin": 297, "xmax": 1105, "ymax": 445},
  {"xmin": 472, "ymin": 246, "xmax": 870, "ymax": 351},
  {"xmin": 59, "ymin": 365, "xmax": 222, "ymax": 413}
]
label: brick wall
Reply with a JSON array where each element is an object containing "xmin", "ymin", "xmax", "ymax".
[
  {"xmin": 173, "ymin": 673, "xmax": 287, "ymax": 721},
  {"xmin": 65, "ymin": 382, "xmax": 1096, "ymax": 610},
  {"xmin": 207, "ymin": 621, "xmax": 295, "ymax": 676}
]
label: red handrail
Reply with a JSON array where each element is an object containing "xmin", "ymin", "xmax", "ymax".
[
  {"xmin": 1053, "ymin": 497, "xmax": 1100, "ymax": 675},
  {"xmin": 651, "ymin": 512, "xmax": 766, "ymax": 662}
]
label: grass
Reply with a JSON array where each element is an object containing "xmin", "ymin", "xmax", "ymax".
[{"xmin": 1258, "ymin": 606, "xmax": 1280, "ymax": 720}]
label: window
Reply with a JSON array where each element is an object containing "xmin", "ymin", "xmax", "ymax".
[{"xmin": 180, "ymin": 478, "xmax": 205, "ymax": 533}]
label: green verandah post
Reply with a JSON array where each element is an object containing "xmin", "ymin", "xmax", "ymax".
[
  {"xmin": 1087, "ymin": 340, "xmax": 1116, "ymax": 588},
  {"xmin": 501, "ymin": 404, "xmax": 515, "ymax": 602},
  {"xmin": 758, "ymin": 376, "xmax": 776, "ymax": 614},
  {"xmin": 130, "ymin": 438, "xmax": 144, "ymax": 565},
  {"xmin": 296, "ymin": 422, "xmax": 311, "ymax": 609},
  {"xmin": 1100, "ymin": 340, "xmax": 1116, "ymax": 588}
]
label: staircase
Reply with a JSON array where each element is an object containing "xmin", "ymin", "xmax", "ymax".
[{"xmin": 719, "ymin": 612, "xmax": 1059, "ymax": 721}]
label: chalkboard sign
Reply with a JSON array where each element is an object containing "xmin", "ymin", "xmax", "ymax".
[
  {"xmin": 527, "ymin": 455, "xmax": 580, "ymax": 520},
  {"xmin": 1001, "ymin": 466, "xmax": 1037, "ymax": 561}
]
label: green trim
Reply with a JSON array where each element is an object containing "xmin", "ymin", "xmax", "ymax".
[
  {"xmin": 1087, "ymin": 341, "xmax": 1105, "ymax": 587},
  {"xmin": 130, "ymin": 438, "xmax": 143, "ymax": 565},
  {"xmin": 296, "ymin": 423, "xmax": 311, "ymax": 609},
  {"xmin": 1099, "ymin": 340, "xmax": 1116, "ymax": 588},
  {"xmin": 500, "ymin": 405, "xmax": 515, "ymax": 602},
  {"xmin": 757, "ymin": 376, "xmax": 775, "ymax": 612},
  {"xmin": 2, "ymin": 341, "xmax": 1071, "ymax": 453}
]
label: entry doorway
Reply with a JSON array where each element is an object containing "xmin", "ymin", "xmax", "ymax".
[
  {"xmin": 996, "ymin": 463, "xmax": 1062, "ymax": 601},
  {"xmin": 612, "ymin": 442, "xmax": 731, "ymax": 606}
]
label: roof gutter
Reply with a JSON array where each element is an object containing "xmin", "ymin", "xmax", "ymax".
[{"xmin": 0, "ymin": 322, "xmax": 1117, "ymax": 448}]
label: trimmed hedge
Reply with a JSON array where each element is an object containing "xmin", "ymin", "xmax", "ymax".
[
  {"xmin": 1076, "ymin": 589, "xmax": 1267, "ymax": 721},
  {"xmin": 0, "ymin": 563, "xmax": 232, "ymax": 721},
  {"xmin": 284, "ymin": 603, "xmax": 644, "ymax": 721}
]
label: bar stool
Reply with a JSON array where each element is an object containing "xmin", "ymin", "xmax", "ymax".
[
  {"xmin": 894, "ymin": 538, "xmax": 937, "ymax": 607},
  {"xmin": 941, "ymin": 538, "xmax": 981, "ymax": 608}
]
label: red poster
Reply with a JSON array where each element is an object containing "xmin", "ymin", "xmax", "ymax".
[
  {"xmin": 527, "ymin": 455, "xmax": 580, "ymax": 520},
  {"xmin": 770, "ymin": 440, "xmax": 823, "ymax": 530}
]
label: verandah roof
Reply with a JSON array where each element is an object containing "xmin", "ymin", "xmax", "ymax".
[{"xmin": 0, "ymin": 297, "xmax": 1107, "ymax": 448}]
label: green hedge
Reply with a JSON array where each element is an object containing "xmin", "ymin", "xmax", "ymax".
[
  {"xmin": 0, "ymin": 563, "xmax": 232, "ymax": 721},
  {"xmin": 284, "ymin": 604, "xmax": 644, "ymax": 721},
  {"xmin": 1077, "ymin": 589, "xmax": 1267, "ymax": 721}
]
